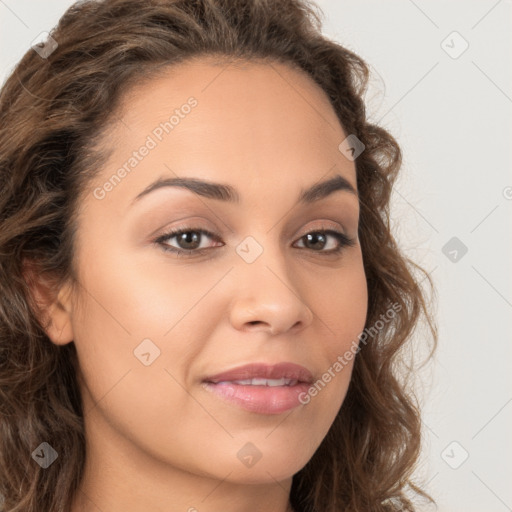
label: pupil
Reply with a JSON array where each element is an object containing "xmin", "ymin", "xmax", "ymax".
[
  {"xmin": 179, "ymin": 232, "xmax": 200, "ymax": 249},
  {"xmin": 305, "ymin": 232, "xmax": 326, "ymax": 250}
]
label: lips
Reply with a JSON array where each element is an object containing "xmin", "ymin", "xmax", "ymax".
[
  {"xmin": 203, "ymin": 362, "xmax": 314, "ymax": 385},
  {"xmin": 201, "ymin": 362, "xmax": 314, "ymax": 414}
]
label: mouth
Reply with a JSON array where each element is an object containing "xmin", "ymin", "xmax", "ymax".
[
  {"xmin": 201, "ymin": 362, "xmax": 314, "ymax": 415},
  {"xmin": 213, "ymin": 377, "xmax": 300, "ymax": 386}
]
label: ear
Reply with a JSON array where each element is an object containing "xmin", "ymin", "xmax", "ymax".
[{"xmin": 22, "ymin": 259, "xmax": 75, "ymax": 346}]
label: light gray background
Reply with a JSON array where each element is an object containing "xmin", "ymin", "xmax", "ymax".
[{"xmin": 1, "ymin": 1, "xmax": 511, "ymax": 511}]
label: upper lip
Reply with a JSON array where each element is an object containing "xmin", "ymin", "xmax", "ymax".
[{"xmin": 203, "ymin": 362, "xmax": 314, "ymax": 384}]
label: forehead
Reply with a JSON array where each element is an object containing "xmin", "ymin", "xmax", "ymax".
[
  {"xmin": 86, "ymin": 57, "xmax": 356, "ymax": 210},
  {"xmin": 121, "ymin": 56, "xmax": 341, "ymax": 127}
]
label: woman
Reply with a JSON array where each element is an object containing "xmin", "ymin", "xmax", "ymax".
[{"xmin": 0, "ymin": 0, "xmax": 437, "ymax": 511}]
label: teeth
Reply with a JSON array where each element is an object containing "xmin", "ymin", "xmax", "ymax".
[{"xmin": 228, "ymin": 378, "xmax": 298, "ymax": 387}]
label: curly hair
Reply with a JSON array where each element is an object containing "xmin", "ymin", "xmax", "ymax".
[{"xmin": 0, "ymin": 0, "xmax": 437, "ymax": 511}]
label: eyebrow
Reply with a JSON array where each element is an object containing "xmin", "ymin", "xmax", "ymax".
[{"xmin": 131, "ymin": 173, "xmax": 357, "ymax": 206}]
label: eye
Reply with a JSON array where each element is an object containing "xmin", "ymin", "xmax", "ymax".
[
  {"xmin": 293, "ymin": 230, "xmax": 356, "ymax": 254},
  {"xmin": 154, "ymin": 226, "xmax": 356, "ymax": 257},
  {"xmin": 154, "ymin": 227, "xmax": 222, "ymax": 256}
]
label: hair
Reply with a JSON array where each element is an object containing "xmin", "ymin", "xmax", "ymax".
[{"xmin": 0, "ymin": 0, "xmax": 438, "ymax": 510}]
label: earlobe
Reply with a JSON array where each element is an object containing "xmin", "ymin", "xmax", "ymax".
[
  {"xmin": 22, "ymin": 259, "xmax": 75, "ymax": 346},
  {"xmin": 44, "ymin": 288, "xmax": 75, "ymax": 346}
]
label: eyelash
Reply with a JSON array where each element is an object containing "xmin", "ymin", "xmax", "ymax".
[{"xmin": 153, "ymin": 226, "xmax": 356, "ymax": 258}]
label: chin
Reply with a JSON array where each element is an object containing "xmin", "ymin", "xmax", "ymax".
[{"xmin": 218, "ymin": 447, "xmax": 313, "ymax": 485}]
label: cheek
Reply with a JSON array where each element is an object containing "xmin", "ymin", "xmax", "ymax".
[
  {"xmin": 70, "ymin": 258, "xmax": 221, "ymax": 470},
  {"xmin": 292, "ymin": 256, "xmax": 367, "ymax": 427},
  {"xmin": 72, "ymin": 242, "xmax": 217, "ymax": 355},
  {"xmin": 69, "ymin": 244, "xmax": 223, "ymax": 417},
  {"xmin": 315, "ymin": 257, "xmax": 368, "ymax": 358}
]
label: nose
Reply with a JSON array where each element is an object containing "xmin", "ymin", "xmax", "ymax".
[{"xmin": 228, "ymin": 245, "xmax": 314, "ymax": 336}]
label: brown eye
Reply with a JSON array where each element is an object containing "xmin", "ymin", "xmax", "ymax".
[
  {"xmin": 155, "ymin": 228, "xmax": 222, "ymax": 254},
  {"xmin": 154, "ymin": 227, "xmax": 355, "ymax": 257},
  {"xmin": 294, "ymin": 230, "xmax": 356, "ymax": 253}
]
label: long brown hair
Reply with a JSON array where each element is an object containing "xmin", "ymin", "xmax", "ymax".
[{"xmin": 0, "ymin": 0, "xmax": 437, "ymax": 510}]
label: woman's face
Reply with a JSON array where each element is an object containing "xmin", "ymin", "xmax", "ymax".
[{"xmin": 58, "ymin": 58, "xmax": 367, "ymax": 487}]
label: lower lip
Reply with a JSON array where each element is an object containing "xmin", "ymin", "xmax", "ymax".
[{"xmin": 202, "ymin": 381, "xmax": 311, "ymax": 414}]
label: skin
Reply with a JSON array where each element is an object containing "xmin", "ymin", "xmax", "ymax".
[{"xmin": 36, "ymin": 57, "xmax": 368, "ymax": 512}]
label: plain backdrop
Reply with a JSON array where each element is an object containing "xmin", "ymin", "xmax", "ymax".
[{"xmin": 1, "ymin": 1, "xmax": 511, "ymax": 511}]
